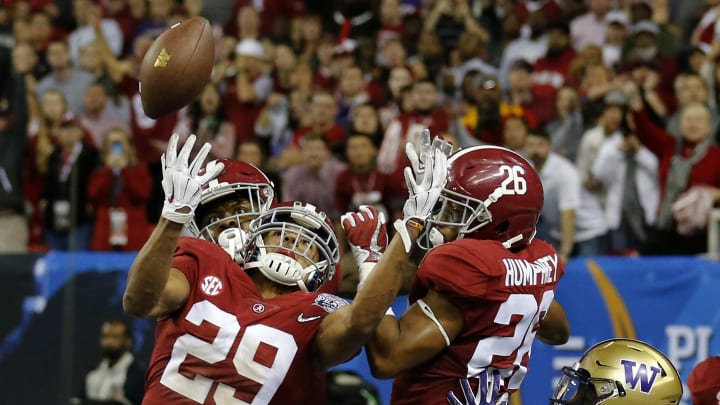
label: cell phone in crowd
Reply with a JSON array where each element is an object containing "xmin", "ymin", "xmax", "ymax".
[{"xmin": 112, "ymin": 141, "xmax": 123, "ymax": 155}]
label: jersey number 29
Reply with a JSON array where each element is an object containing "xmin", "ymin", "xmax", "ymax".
[{"xmin": 160, "ymin": 300, "xmax": 297, "ymax": 404}]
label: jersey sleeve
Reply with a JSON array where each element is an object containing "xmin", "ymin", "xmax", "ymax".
[
  {"xmin": 171, "ymin": 237, "xmax": 225, "ymax": 288},
  {"xmin": 414, "ymin": 242, "xmax": 495, "ymax": 306}
]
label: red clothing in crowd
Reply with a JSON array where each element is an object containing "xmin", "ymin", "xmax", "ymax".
[
  {"xmin": 88, "ymin": 166, "xmax": 153, "ymax": 251},
  {"xmin": 222, "ymin": 74, "xmax": 266, "ymax": 145},
  {"xmin": 292, "ymin": 124, "xmax": 347, "ymax": 150},
  {"xmin": 118, "ymin": 75, "xmax": 177, "ymax": 165},
  {"xmin": 226, "ymin": 0, "xmax": 307, "ymax": 37},
  {"xmin": 533, "ymin": 48, "xmax": 578, "ymax": 89},
  {"xmin": 632, "ymin": 109, "xmax": 720, "ymax": 202}
]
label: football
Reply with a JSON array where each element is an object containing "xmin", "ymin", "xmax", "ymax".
[{"xmin": 139, "ymin": 16, "xmax": 215, "ymax": 119}]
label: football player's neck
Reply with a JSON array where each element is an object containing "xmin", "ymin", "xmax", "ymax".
[{"xmin": 250, "ymin": 271, "xmax": 298, "ymax": 298}]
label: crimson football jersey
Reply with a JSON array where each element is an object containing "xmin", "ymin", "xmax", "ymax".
[
  {"xmin": 391, "ymin": 237, "xmax": 564, "ymax": 405},
  {"xmin": 143, "ymin": 237, "xmax": 348, "ymax": 405}
]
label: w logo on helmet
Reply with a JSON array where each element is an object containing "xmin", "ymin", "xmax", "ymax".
[{"xmin": 621, "ymin": 359, "xmax": 661, "ymax": 393}]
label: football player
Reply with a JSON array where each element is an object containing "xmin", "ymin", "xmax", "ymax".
[
  {"xmin": 550, "ymin": 338, "xmax": 683, "ymax": 404},
  {"xmin": 361, "ymin": 145, "xmax": 571, "ymax": 404},
  {"xmin": 184, "ymin": 157, "xmax": 275, "ymax": 263},
  {"xmin": 123, "ymin": 133, "xmax": 450, "ymax": 404}
]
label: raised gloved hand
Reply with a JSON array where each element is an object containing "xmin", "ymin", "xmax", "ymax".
[
  {"xmin": 447, "ymin": 369, "xmax": 509, "ymax": 405},
  {"xmin": 341, "ymin": 205, "xmax": 387, "ymax": 287},
  {"xmin": 394, "ymin": 129, "xmax": 452, "ymax": 253},
  {"xmin": 161, "ymin": 133, "xmax": 224, "ymax": 224}
]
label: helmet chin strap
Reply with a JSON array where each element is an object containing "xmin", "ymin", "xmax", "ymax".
[{"xmin": 218, "ymin": 228, "xmax": 247, "ymax": 264}]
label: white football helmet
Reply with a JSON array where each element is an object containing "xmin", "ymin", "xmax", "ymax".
[{"xmin": 243, "ymin": 202, "xmax": 340, "ymax": 292}]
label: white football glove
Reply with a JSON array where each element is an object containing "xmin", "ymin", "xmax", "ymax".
[
  {"xmin": 340, "ymin": 206, "xmax": 388, "ymax": 288},
  {"xmin": 160, "ymin": 133, "xmax": 224, "ymax": 224},
  {"xmin": 447, "ymin": 370, "xmax": 509, "ymax": 405},
  {"xmin": 394, "ymin": 130, "xmax": 452, "ymax": 253}
]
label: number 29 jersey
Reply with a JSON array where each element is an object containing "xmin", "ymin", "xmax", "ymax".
[
  {"xmin": 142, "ymin": 238, "xmax": 347, "ymax": 405},
  {"xmin": 391, "ymin": 237, "xmax": 564, "ymax": 405}
]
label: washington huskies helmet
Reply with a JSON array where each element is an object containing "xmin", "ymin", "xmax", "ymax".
[
  {"xmin": 243, "ymin": 202, "xmax": 340, "ymax": 292},
  {"xmin": 551, "ymin": 338, "xmax": 682, "ymax": 405},
  {"xmin": 187, "ymin": 159, "xmax": 275, "ymax": 262},
  {"xmin": 423, "ymin": 145, "xmax": 543, "ymax": 249}
]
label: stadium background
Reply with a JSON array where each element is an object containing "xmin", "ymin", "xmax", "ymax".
[{"xmin": 0, "ymin": 252, "xmax": 717, "ymax": 404}]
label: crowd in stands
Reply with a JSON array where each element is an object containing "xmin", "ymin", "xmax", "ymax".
[{"xmin": 1, "ymin": 0, "xmax": 720, "ymax": 258}]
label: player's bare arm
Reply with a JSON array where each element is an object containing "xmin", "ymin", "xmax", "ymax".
[
  {"xmin": 366, "ymin": 288, "xmax": 464, "ymax": 378},
  {"xmin": 124, "ymin": 218, "xmax": 191, "ymax": 318},
  {"xmin": 313, "ymin": 226, "xmax": 418, "ymax": 369},
  {"xmin": 123, "ymin": 134, "xmax": 223, "ymax": 318},
  {"xmin": 537, "ymin": 300, "xmax": 570, "ymax": 345},
  {"xmin": 315, "ymin": 133, "xmax": 452, "ymax": 370}
]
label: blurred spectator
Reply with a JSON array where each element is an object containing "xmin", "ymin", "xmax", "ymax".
[
  {"xmin": 287, "ymin": 91, "xmax": 345, "ymax": 158},
  {"xmin": 526, "ymin": 130, "xmax": 609, "ymax": 262},
  {"xmin": 546, "ymin": 85, "xmax": 584, "ymax": 161},
  {"xmin": 232, "ymin": 4, "xmax": 260, "ymax": 41},
  {"xmin": 626, "ymin": 1, "xmax": 679, "ymax": 57},
  {"xmin": 466, "ymin": 72, "xmax": 503, "ymax": 146},
  {"xmin": 88, "ymin": 128, "xmax": 151, "ymax": 252},
  {"xmin": 77, "ymin": 42, "xmax": 130, "ymax": 122},
  {"xmin": 223, "ymin": 38, "xmax": 273, "ymax": 146},
  {"xmin": 70, "ymin": 319, "xmax": 145, "ymax": 405},
  {"xmin": 176, "ymin": 83, "xmax": 236, "ymax": 160},
  {"xmin": 423, "ymin": 0, "xmax": 488, "ymax": 52},
  {"xmin": 282, "ymin": 133, "xmax": 346, "ymax": 220},
  {"xmin": 209, "ymin": 35, "xmax": 238, "ymax": 86},
  {"xmin": 502, "ymin": 115, "xmax": 529, "ymax": 155},
  {"xmin": 226, "ymin": 0, "xmax": 306, "ymax": 40},
  {"xmin": 80, "ymin": 83, "xmax": 128, "ymax": 150},
  {"xmin": 26, "ymin": 89, "xmax": 70, "ymax": 248},
  {"xmin": 297, "ymin": 14, "xmax": 324, "ymax": 64},
  {"xmin": 623, "ymin": 22, "xmax": 678, "ymax": 112},
  {"xmin": 236, "ymin": 139, "xmax": 282, "ymax": 201},
  {"xmin": 504, "ymin": 59, "xmax": 556, "ymax": 129},
  {"xmin": 532, "ymin": 21, "xmax": 576, "ymax": 89},
  {"xmin": 36, "ymin": 39, "xmax": 95, "ymax": 114},
  {"xmin": 667, "ymin": 73, "xmax": 718, "ymax": 139},
  {"xmin": 100, "ymin": 0, "xmax": 145, "ymax": 56},
  {"xmin": 378, "ymin": 65, "xmax": 412, "ymax": 128},
  {"xmin": 592, "ymin": 132, "xmax": 659, "ymax": 254},
  {"xmin": 336, "ymin": 65, "xmax": 370, "ymax": 130},
  {"xmin": 334, "ymin": 132, "xmax": 398, "ymax": 219},
  {"xmin": 499, "ymin": 10, "xmax": 548, "ymax": 87},
  {"xmin": 0, "ymin": 57, "xmax": 31, "ymax": 253},
  {"xmin": 570, "ymin": 0, "xmax": 611, "ymax": 52},
  {"xmin": 42, "ymin": 116, "xmax": 99, "ymax": 251},
  {"xmin": 376, "ymin": 0, "xmax": 405, "ymax": 54},
  {"xmin": 413, "ymin": 31, "xmax": 444, "ymax": 80},
  {"xmin": 626, "ymin": 81, "xmax": 720, "ymax": 255},
  {"xmin": 451, "ymin": 31, "xmax": 497, "ymax": 91},
  {"xmin": 578, "ymin": 63, "xmax": 614, "ymax": 127},
  {"xmin": 349, "ymin": 103, "xmax": 382, "ymax": 139},
  {"xmin": 135, "ymin": 0, "xmax": 173, "ymax": 39},
  {"xmin": 576, "ymin": 90, "xmax": 628, "ymax": 195},
  {"xmin": 378, "ymin": 79, "xmax": 448, "ymax": 178},
  {"xmin": 68, "ymin": 0, "xmax": 123, "ymax": 64},
  {"xmin": 271, "ymin": 43, "xmax": 297, "ymax": 95},
  {"xmin": 603, "ymin": 10, "xmax": 630, "ymax": 69},
  {"xmin": 688, "ymin": 356, "xmax": 720, "ymax": 405}
]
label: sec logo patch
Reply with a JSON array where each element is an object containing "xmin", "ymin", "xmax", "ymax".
[{"xmin": 201, "ymin": 276, "xmax": 223, "ymax": 296}]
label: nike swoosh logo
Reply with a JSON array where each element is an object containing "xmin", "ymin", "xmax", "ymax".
[{"xmin": 297, "ymin": 313, "xmax": 323, "ymax": 323}]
